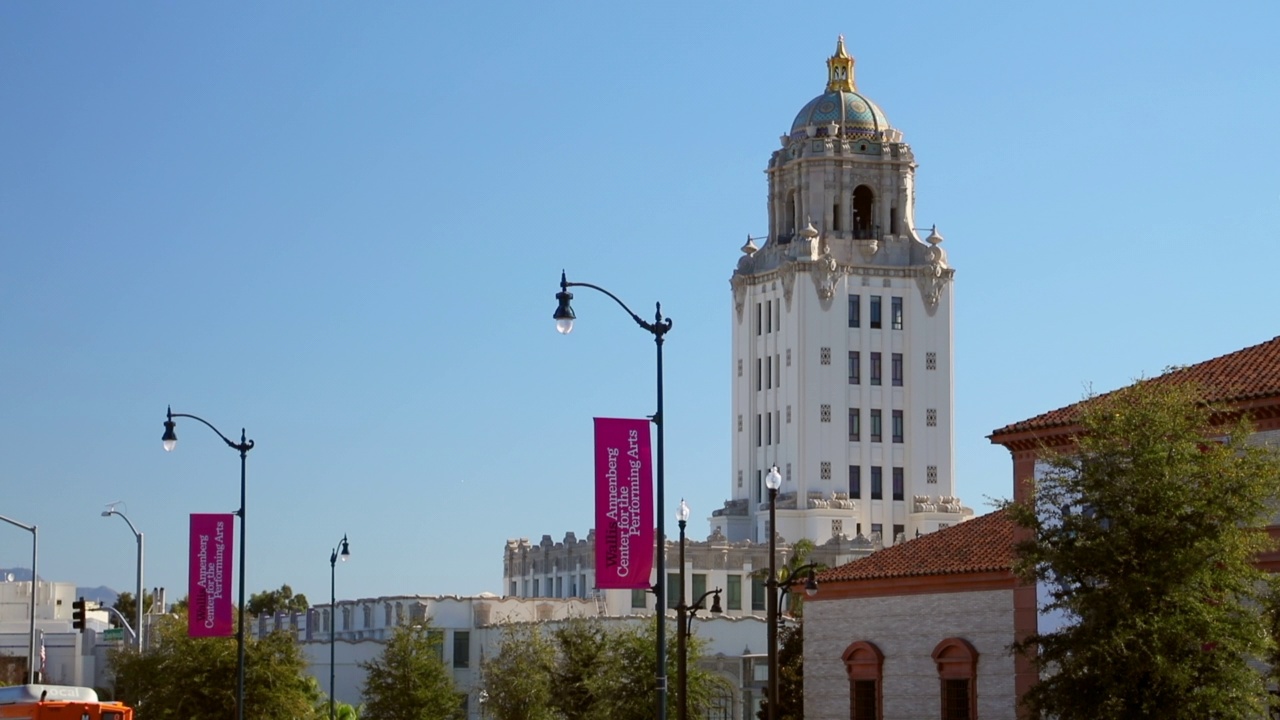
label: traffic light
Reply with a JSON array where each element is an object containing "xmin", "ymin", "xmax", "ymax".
[{"xmin": 72, "ymin": 597, "xmax": 86, "ymax": 633}]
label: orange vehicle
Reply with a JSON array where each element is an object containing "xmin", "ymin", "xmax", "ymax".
[{"xmin": 0, "ymin": 684, "xmax": 132, "ymax": 719}]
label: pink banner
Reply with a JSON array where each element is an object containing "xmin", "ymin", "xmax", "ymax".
[
  {"xmin": 594, "ymin": 417, "xmax": 654, "ymax": 589},
  {"xmin": 189, "ymin": 513, "xmax": 234, "ymax": 637}
]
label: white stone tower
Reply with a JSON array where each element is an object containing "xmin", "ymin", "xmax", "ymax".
[{"xmin": 714, "ymin": 37, "xmax": 970, "ymax": 548}]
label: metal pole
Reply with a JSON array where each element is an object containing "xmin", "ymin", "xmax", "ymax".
[
  {"xmin": 654, "ymin": 315, "xmax": 668, "ymax": 720},
  {"xmin": 136, "ymin": 532, "xmax": 144, "ymax": 652},
  {"xmin": 30, "ymin": 526, "xmax": 38, "ymax": 684},
  {"xmin": 330, "ymin": 552, "xmax": 336, "ymax": 720},
  {"xmin": 767, "ymin": 485, "xmax": 778, "ymax": 720},
  {"xmin": 676, "ymin": 517, "xmax": 687, "ymax": 720},
  {"xmin": 236, "ymin": 434, "xmax": 248, "ymax": 720}
]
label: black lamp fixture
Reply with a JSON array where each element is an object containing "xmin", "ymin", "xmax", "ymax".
[{"xmin": 329, "ymin": 534, "xmax": 351, "ymax": 720}]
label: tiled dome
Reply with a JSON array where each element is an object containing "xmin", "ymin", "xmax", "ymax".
[{"xmin": 790, "ymin": 90, "xmax": 890, "ymax": 139}]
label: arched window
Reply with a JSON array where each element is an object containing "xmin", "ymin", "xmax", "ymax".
[
  {"xmin": 932, "ymin": 638, "xmax": 978, "ymax": 720},
  {"xmin": 842, "ymin": 640, "xmax": 883, "ymax": 720},
  {"xmin": 852, "ymin": 185, "xmax": 875, "ymax": 239}
]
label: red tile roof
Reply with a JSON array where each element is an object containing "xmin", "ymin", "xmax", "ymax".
[
  {"xmin": 991, "ymin": 335, "xmax": 1280, "ymax": 438},
  {"xmin": 817, "ymin": 509, "xmax": 1014, "ymax": 583}
]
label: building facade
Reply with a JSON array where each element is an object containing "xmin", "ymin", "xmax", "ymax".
[
  {"xmin": 721, "ymin": 36, "xmax": 969, "ymax": 549},
  {"xmin": 505, "ymin": 38, "xmax": 972, "ymax": 609}
]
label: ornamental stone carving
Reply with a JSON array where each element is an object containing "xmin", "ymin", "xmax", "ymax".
[{"xmin": 810, "ymin": 253, "xmax": 842, "ymax": 300}]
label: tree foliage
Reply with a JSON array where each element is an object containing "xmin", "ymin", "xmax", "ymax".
[
  {"xmin": 482, "ymin": 617, "xmax": 722, "ymax": 720},
  {"xmin": 111, "ymin": 590, "xmax": 155, "ymax": 629},
  {"xmin": 1004, "ymin": 381, "xmax": 1280, "ymax": 719},
  {"xmin": 247, "ymin": 583, "xmax": 309, "ymax": 616},
  {"xmin": 360, "ymin": 623, "xmax": 463, "ymax": 720},
  {"xmin": 109, "ymin": 610, "xmax": 321, "ymax": 720},
  {"xmin": 757, "ymin": 623, "xmax": 804, "ymax": 720}
]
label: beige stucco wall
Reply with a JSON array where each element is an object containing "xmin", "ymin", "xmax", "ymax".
[{"xmin": 804, "ymin": 588, "xmax": 1017, "ymax": 720}]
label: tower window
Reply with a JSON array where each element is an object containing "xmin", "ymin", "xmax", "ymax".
[
  {"xmin": 848, "ymin": 294, "xmax": 860, "ymax": 328},
  {"xmin": 890, "ymin": 206, "xmax": 898, "ymax": 235},
  {"xmin": 832, "ymin": 202, "xmax": 842, "ymax": 232},
  {"xmin": 870, "ymin": 296, "xmax": 882, "ymax": 329},
  {"xmin": 849, "ymin": 351, "xmax": 861, "ymax": 385},
  {"xmin": 757, "ymin": 359, "xmax": 762, "ymax": 391},
  {"xmin": 852, "ymin": 185, "xmax": 875, "ymax": 240},
  {"xmin": 756, "ymin": 415, "xmax": 762, "ymax": 447},
  {"xmin": 891, "ymin": 353, "xmax": 903, "ymax": 386},
  {"xmin": 849, "ymin": 465, "xmax": 861, "ymax": 498},
  {"xmin": 775, "ymin": 354, "xmax": 781, "ymax": 387},
  {"xmin": 870, "ymin": 352, "xmax": 882, "ymax": 386},
  {"xmin": 756, "ymin": 303, "xmax": 762, "ymax": 336},
  {"xmin": 848, "ymin": 408, "xmax": 861, "ymax": 442},
  {"xmin": 765, "ymin": 300, "xmax": 772, "ymax": 333},
  {"xmin": 766, "ymin": 356, "xmax": 772, "ymax": 389},
  {"xmin": 892, "ymin": 410, "xmax": 904, "ymax": 443},
  {"xmin": 891, "ymin": 297, "xmax": 903, "ymax": 330},
  {"xmin": 870, "ymin": 410, "xmax": 882, "ymax": 442},
  {"xmin": 871, "ymin": 467, "xmax": 883, "ymax": 499},
  {"xmin": 892, "ymin": 467, "xmax": 904, "ymax": 501}
]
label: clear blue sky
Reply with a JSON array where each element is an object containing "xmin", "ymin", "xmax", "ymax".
[{"xmin": 2, "ymin": 2, "xmax": 1278, "ymax": 605}]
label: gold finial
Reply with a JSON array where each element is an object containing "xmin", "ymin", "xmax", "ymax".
[{"xmin": 826, "ymin": 35, "xmax": 856, "ymax": 93}]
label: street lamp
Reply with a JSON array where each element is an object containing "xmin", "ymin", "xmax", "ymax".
[
  {"xmin": 162, "ymin": 406, "xmax": 255, "ymax": 720},
  {"xmin": 675, "ymin": 499, "xmax": 722, "ymax": 720},
  {"xmin": 553, "ymin": 270, "xmax": 674, "ymax": 720},
  {"xmin": 101, "ymin": 508, "xmax": 144, "ymax": 652},
  {"xmin": 0, "ymin": 514, "xmax": 37, "ymax": 683},
  {"xmin": 764, "ymin": 466, "xmax": 820, "ymax": 720},
  {"xmin": 329, "ymin": 534, "xmax": 350, "ymax": 720}
]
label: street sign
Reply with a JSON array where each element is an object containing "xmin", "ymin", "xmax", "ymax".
[{"xmin": 101, "ymin": 628, "xmax": 124, "ymax": 642}]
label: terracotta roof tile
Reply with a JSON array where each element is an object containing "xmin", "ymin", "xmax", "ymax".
[
  {"xmin": 991, "ymin": 335, "xmax": 1280, "ymax": 438},
  {"xmin": 817, "ymin": 509, "xmax": 1014, "ymax": 583}
]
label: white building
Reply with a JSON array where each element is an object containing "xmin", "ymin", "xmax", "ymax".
[
  {"xmin": 270, "ymin": 593, "xmax": 770, "ymax": 720},
  {"xmin": 723, "ymin": 35, "xmax": 969, "ymax": 548},
  {"xmin": 505, "ymin": 37, "xmax": 971, "ymax": 608},
  {"xmin": 0, "ymin": 575, "xmax": 112, "ymax": 688}
]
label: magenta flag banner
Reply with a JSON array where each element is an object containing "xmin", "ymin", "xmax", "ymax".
[
  {"xmin": 189, "ymin": 513, "xmax": 234, "ymax": 638},
  {"xmin": 594, "ymin": 417, "xmax": 654, "ymax": 589}
]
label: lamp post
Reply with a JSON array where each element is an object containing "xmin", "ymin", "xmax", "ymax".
[
  {"xmin": 676, "ymin": 499, "xmax": 689, "ymax": 720},
  {"xmin": 764, "ymin": 466, "xmax": 821, "ymax": 720},
  {"xmin": 162, "ymin": 406, "xmax": 255, "ymax": 720},
  {"xmin": 553, "ymin": 270, "xmax": 674, "ymax": 720},
  {"xmin": 674, "ymin": 498, "xmax": 723, "ymax": 720},
  {"xmin": 101, "ymin": 508, "xmax": 144, "ymax": 652},
  {"xmin": 329, "ymin": 534, "xmax": 350, "ymax": 720},
  {"xmin": 0, "ymin": 514, "xmax": 37, "ymax": 683}
]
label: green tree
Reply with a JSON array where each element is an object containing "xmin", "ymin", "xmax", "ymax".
[
  {"xmin": 111, "ymin": 590, "xmax": 156, "ymax": 629},
  {"xmin": 360, "ymin": 623, "xmax": 463, "ymax": 720},
  {"xmin": 247, "ymin": 583, "xmax": 309, "ymax": 616},
  {"xmin": 109, "ymin": 610, "xmax": 322, "ymax": 720},
  {"xmin": 1004, "ymin": 380, "xmax": 1280, "ymax": 719},
  {"xmin": 482, "ymin": 617, "xmax": 720, "ymax": 720},
  {"xmin": 480, "ymin": 623, "xmax": 558, "ymax": 720}
]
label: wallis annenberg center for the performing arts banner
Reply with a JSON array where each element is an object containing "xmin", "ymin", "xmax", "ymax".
[
  {"xmin": 594, "ymin": 417, "xmax": 654, "ymax": 589},
  {"xmin": 189, "ymin": 513, "xmax": 234, "ymax": 638}
]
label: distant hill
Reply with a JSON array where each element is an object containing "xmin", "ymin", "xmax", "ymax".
[{"xmin": 0, "ymin": 568, "xmax": 118, "ymax": 606}]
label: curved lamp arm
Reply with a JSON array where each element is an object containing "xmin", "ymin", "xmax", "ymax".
[
  {"xmin": 557, "ymin": 271, "xmax": 674, "ymax": 338},
  {"xmin": 164, "ymin": 406, "xmax": 255, "ymax": 453}
]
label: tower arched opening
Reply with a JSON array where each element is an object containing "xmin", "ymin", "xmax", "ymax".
[{"xmin": 852, "ymin": 185, "xmax": 876, "ymax": 239}]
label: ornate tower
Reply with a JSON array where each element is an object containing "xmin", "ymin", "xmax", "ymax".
[{"xmin": 715, "ymin": 38, "xmax": 970, "ymax": 548}]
